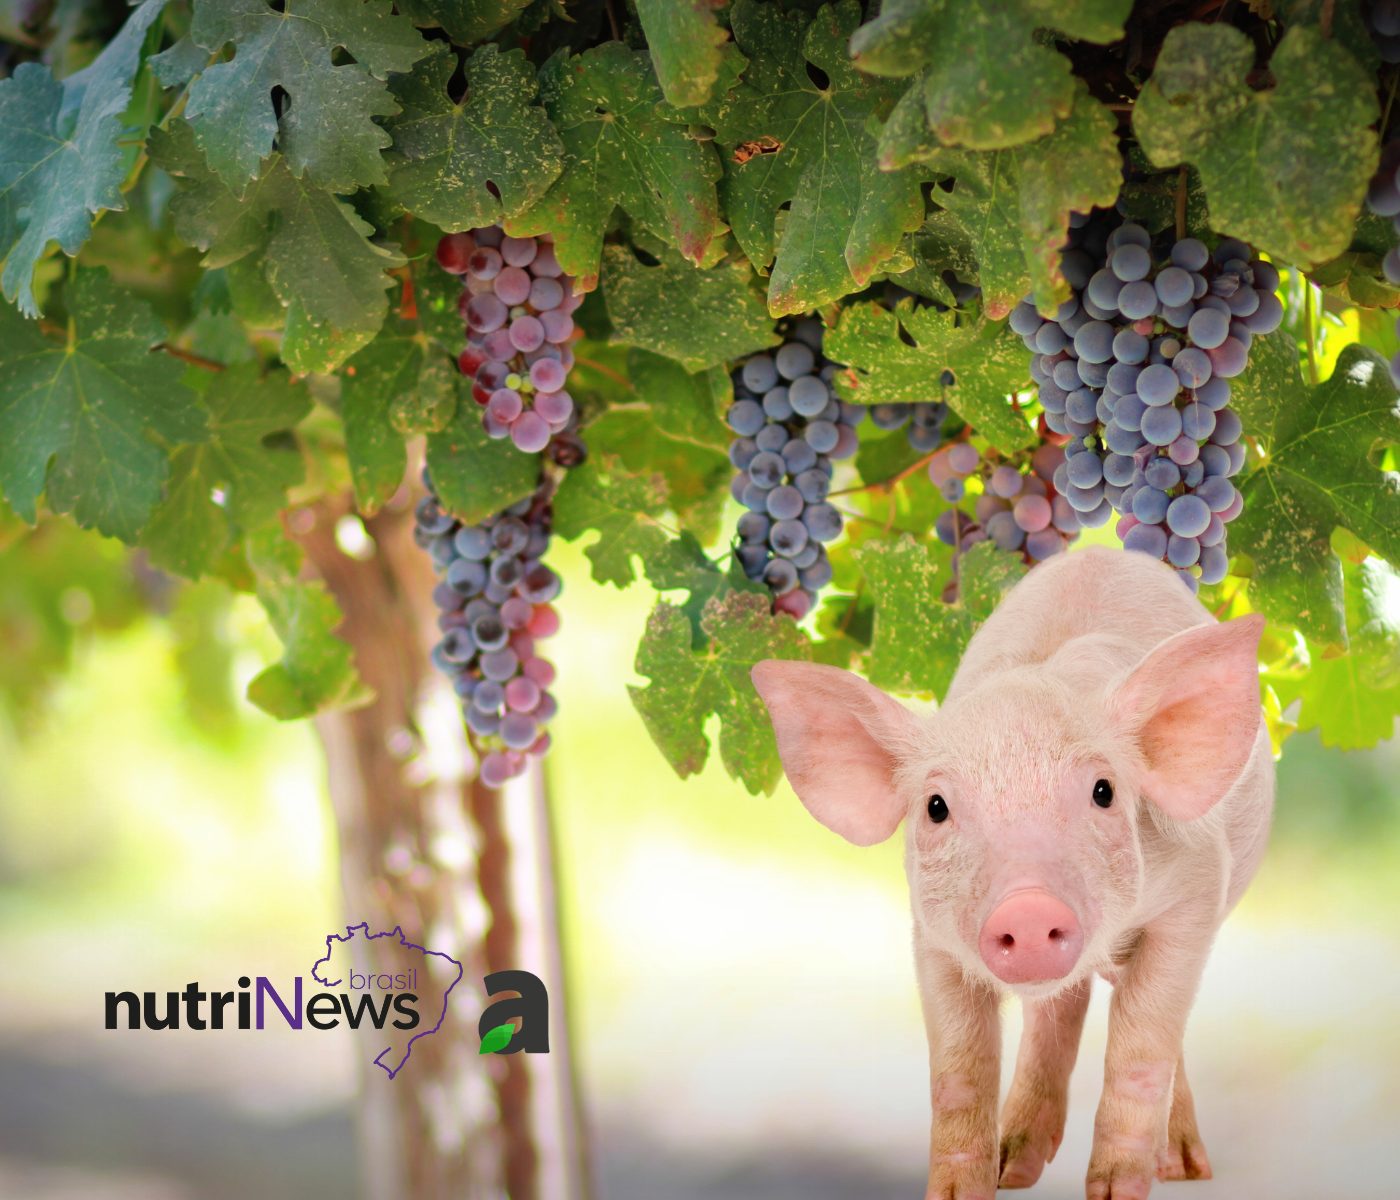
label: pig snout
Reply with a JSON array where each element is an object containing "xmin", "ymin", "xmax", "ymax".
[{"xmin": 978, "ymin": 888, "xmax": 1084, "ymax": 984}]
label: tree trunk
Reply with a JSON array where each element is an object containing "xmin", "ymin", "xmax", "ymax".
[{"xmin": 300, "ymin": 494, "xmax": 589, "ymax": 1200}]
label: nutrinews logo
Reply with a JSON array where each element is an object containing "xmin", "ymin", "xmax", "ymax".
[{"xmin": 104, "ymin": 922, "xmax": 549, "ymax": 1078}]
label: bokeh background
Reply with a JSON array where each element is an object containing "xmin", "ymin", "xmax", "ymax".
[{"xmin": 1, "ymin": 532, "xmax": 1397, "ymax": 1200}]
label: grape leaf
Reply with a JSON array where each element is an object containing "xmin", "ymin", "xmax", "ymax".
[
  {"xmin": 600, "ymin": 244, "xmax": 779, "ymax": 372},
  {"xmin": 424, "ymin": 402, "xmax": 538, "ymax": 527},
  {"xmin": 1291, "ymin": 558, "xmax": 1400, "ymax": 750},
  {"xmin": 142, "ymin": 365, "xmax": 310, "ymax": 578},
  {"xmin": 856, "ymin": 536, "xmax": 1025, "ymax": 698},
  {"xmin": 0, "ymin": 269, "xmax": 205, "ymax": 542},
  {"xmin": 507, "ymin": 43, "xmax": 722, "ymax": 291},
  {"xmin": 850, "ymin": 0, "xmax": 1131, "ymax": 151},
  {"xmin": 186, "ymin": 0, "xmax": 430, "ymax": 194},
  {"xmin": 635, "ymin": 0, "xmax": 730, "ymax": 108},
  {"xmin": 245, "ymin": 527, "xmax": 372, "ymax": 720},
  {"xmin": 1233, "ymin": 343, "xmax": 1400, "ymax": 647},
  {"xmin": 629, "ymin": 588, "xmax": 812, "ymax": 795},
  {"xmin": 1133, "ymin": 24, "xmax": 1378, "ymax": 270},
  {"xmin": 585, "ymin": 350, "xmax": 733, "ymax": 541},
  {"xmin": 342, "ymin": 254, "xmax": 462, "ymax": 514},
  {"xmin": 552, "ymin": 454, "xmax": 674, "ymax": 588},
  {"xmin": 882, "ymin": 84, "xmax": 1121, "ymax": 317},
  {"xmin": 0, "ymin": 0, "xmax": 167, "ymax": 316},
  {"xmin": 709, "ymin": 0, "xmax": 925, "ymax": 315},
  {"xmin": 825, "ymin": 299, "xmax": 1035, "ymax": 453},
  {"xmin": 397, "ymin": 0, "xmax": 531, "ymax": 43},
  {"xmin": 153, "ymin": 121, "xmax": 405, "ymax": 373},
  {"xmin": 382, "ymin": 44, "xmax": 563, "ymax": 234}
]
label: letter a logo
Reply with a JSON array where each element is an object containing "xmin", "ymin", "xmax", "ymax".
[{"xmin": 478, "ymin": 970, "xmax": 550, "ymax": 1054}]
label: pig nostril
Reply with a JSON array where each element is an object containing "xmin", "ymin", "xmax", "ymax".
[
  {"xmin": 999, "ymin": 933, "xmax": 1015, "ymax": 949},
  {"xmin": 1049, "ymin": 927, "xmax": 1064, "ymax": 942}
]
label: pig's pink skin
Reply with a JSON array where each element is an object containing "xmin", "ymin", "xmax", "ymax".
[{"xmin": 751, "ymin": 545, "xmax": 1274, "ymax": 1200}]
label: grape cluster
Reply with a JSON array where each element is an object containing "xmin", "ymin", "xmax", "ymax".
[
  {"xmin": 415, "ymin": 478, "xmax": 561, "ymax": 788},
  {"xmin": 436, "ymin": 227, "xmax": 582, "ymax": 453},
  {"xmin": 1010, "ymin": 213, "xmax": 1282, "ymax": 592},
  {"xmin": 1364, "ymin": 133, "xmax": 1400, "ymax": 386},
  {"xmin": 869, "ymin": 397, "xmax": 949, "ymax": 451},
  {"xmin": 929, "ymin": 441, "xmax": 1079, "ymax": 597},
  {"xmin": 727, "ymin": 320, "xmax": 862, "ymax": 619}
]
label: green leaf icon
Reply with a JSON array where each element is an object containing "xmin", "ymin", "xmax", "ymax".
[{"xmin": 479, "ymin": 1022, "xmax": 515, "ymax": 1055}]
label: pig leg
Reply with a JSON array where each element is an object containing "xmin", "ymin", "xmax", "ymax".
[
  {"xmin": 999, "ymin": 977, "xmax": 1092, "ymax": 1188},
  {"xmin": 1156, "ymin": 1055, "xmax": 1212, "ymax": 1181},
  {"xmin": 917, "ymin": 950, "xmax": 1001, "ymax": 1200},
  {"xmin": 1086, "ymin": 918, "xmax": 1213, "ymax": 1200}
]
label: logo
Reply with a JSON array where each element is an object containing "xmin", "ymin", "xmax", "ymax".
[{"xmin": 104, "ymin": 923, "xmax": 550, "ymax": 1077}]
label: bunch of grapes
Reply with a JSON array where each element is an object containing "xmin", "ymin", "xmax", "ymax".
[
  {"xmin": 1009, "ymin": 212, "xmax": 1282, "ymax": 592},
  {"xmin": 929, "ymin": 441, "xmax": 1079, "ymax": 598},
  {"xmin": 869, "ymin": 398, "xmax": 949, "ymax": 451},
  {"xmin": 436, "ymin": 227, "xmax": 582, "ymax": 453},
  {"xmin": 415, "ymin": 478, "xmax": 561, "ymax": 788},
  {"xmin": 727, "ymin": 320, "xmax": 862, "ymax": 619}
]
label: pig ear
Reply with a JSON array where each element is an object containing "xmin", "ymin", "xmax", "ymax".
[
  {"xmin": 1112, "ymin": 614, "xmax": 1264, "ymax": 821},
  {"xmin": 751, "ymin": 660, "xmax": 918, "ymax": 846}
]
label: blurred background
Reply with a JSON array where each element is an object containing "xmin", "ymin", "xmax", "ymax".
[{"xmin": 0, "ymin": 532, "xmax": 1397, "ymax": 1200}]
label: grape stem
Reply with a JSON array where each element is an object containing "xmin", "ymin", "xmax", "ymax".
[
  {"xmin": 828, "ymin": 445, "xmax": 944, "ymax": 498},
  {"xmin": 829, "ymin": 504, "xmax": 925, "ymax": 539},
  {"xmin": 155, "ymin": 342, "xmax": 227, "ymax": 372},
  {"xmin": 1174, "ymin": 168, "xmax": 1188, "ymax": 241},
  {"xmin": 1302, "ymin": 281, "xmax": 1319, "ymax": 388},
  {"xmin": 837, "ymin": 580, "xmax": 864, "ymax": 635},
  {"xmin": 572, "ymin": 354, "xmax": 632, "ymax": 389}
]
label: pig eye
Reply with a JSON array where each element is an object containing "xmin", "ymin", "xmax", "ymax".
[
  {"xmin": 927, "ymin": 794, "xmax": 949, "ymax": 823},
  {"xmin": 1092, "ymin": 779, "xmax": 1114, "ymax": 808}
]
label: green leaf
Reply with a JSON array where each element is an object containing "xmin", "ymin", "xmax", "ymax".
[
  {"xmin": 856, "ymin": 536, "xmax": 1025, "ymax": 698},
  {"xmin": 552, "ymin": 454, "xmax": 673, "ymax": 588},
  {"xmin": 0, "ymin": 0, "xmax": 168, "ymax": 315},
  {"xmin": 342, "ymin": 253, "xmax": 462, "ymax": 515},
  {"xmin": 0, "ymin": 269, "xmax": 205, "ymax": 542},
  {"xmin": 600, "ymin": 244, "xmax": 779, "ymax": 372},
  {"xmin": 153, "ymin": 121, "xmax": 405, "ymax": 373},
  {"xmin": 1233, "ymin": 342, "xmax": 1400, "ymax": 647},
  {"xmin": 478, "ymin": 1020, "xmax": 516, "ymax": 1055},
  {"xmin": 398, "ymin": 0, "xmax": 531, "ymax": 44},
  {"xmin": 585, "ymin": 350, "xmax": 733, "ymax": 541},
  {"xmin": 424, "ymin": 403, "xmax": 538, "ymax": 527},
  {"xmin": 629, "ymin": 588, "xmax": 812, "ymax": 794},
  {"xmin": 851, "ymin": 0, "xmax": 1131, "ymax": 151},
  {"xmin": 508, "ymin": 43, "xmax": 722, "ymax": 290},
  {"xmin": 883, "ymin": 84, "xmax": 1122, "ymax": 317},
  {"xmin": 382, "ymin": 44, "xmax": 563, "ymax": 233},
  {"xmin": 825, "ymin": 300, "xmax": 1035, "ymax": 453},
  {"xmin": 186, "ymin": 0, "xmax": 430, "ymax": 194},
  {"xmin": 245, "ymin": 527, "xmax": 371, "ymax": 719},
  {"xmin": 710, "ymin": 0, "xmax": 925, "ymax": 315},
  {"xmin": 142, "ymin": 365, "xmax": 311, "ymax": 578},
  {"xmin": 636, "ymin": 0, "xmax": 730, "ymax": 108},
  {"xmin": 1291, "ymin": 559, "xmax": 1400, "ymax": 750},
  {"xmin": 1133, "ymin": 24, "xmax": 1378, "ymax": 270}
]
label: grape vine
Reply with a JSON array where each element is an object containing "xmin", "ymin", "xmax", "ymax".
[{"xmin": 0, "ymin": 0, "xmax": 1395, "ymax": 796}]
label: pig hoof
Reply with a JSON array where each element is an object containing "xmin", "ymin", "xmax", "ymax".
[
  {"xmin": 998, "ymin": 1126, "xmax": 1059, "ymax": 1188},
  {"xmin": 1085, "ymin": 1156, "xmax": 1155, "ymax": 1200},
  {"xmin": 1156, "ymin": 1135, "xmax": 1212, "ymax": 1181}
]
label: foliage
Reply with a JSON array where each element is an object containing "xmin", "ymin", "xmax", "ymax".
[{"xmin": 0, "ymin": 0, "xmax": 1394, "ymax": 789}]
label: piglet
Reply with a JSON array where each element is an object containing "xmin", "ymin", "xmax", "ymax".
[{"xmin": 752, "ymin": 545, "xmax": 1272, "ymax": 1200}]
